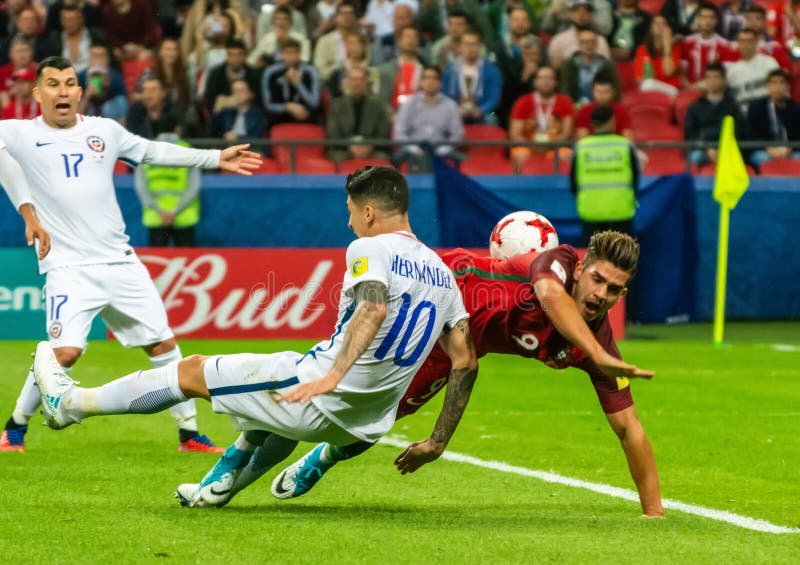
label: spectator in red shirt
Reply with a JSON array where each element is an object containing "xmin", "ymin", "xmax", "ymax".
[
  {"xmin": 374, "ymin": 26, "xmax": 425, "ymax": 117},
  {"xmin": 575, "ymin": 74, "xmax": 632, "ymax": 140},
  {"xmin": 0, "ymin": 66, "xmax": 40, "ymax": 120},
  {"xmin": 681, "ymin": 4, "xmax": 737, "ymax": 89},
  {"xmin": 766, "ymin": 0, "xmax": 800, "ymax": 47},
  {"xmin": 634, "ymin": 14, "xmax": 682, "ymax": 95},
  {"xmin": 0, "ymin": 37, "xmax": 36, "ymax": 109},
  {"xmin": 744, "ymin": 4, "xmax": 792, "ymax": 70},
  {"xmin": 100, "ymin": 0, "xmax": 162, "ymax": 60},
  {"xmin": 509, "ymin": 65, "xmax": 575, "ymax": 167}
]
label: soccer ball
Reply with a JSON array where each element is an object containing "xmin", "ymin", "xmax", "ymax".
[{"xmin": 489, "ymin": 211, "xmax": 559, "ymax": 259}]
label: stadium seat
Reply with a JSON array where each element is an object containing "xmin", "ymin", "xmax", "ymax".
[
  {"xmin": 643, "ymin": 149, "xmax": 687, "ymax": 175},
  {"xmin": 460, "ymin": 158, "xmax": 515, "ymax": 175},
  {"xmin": 616, "ymin": 60, "xmax": 638, "ymax": 93},
  {"xmin": 254, "ymin": 157, "xmax": 281, "ymax": 174},
  {"xmin": 757, "ymin": 158, "xmax": 800, "ymax": 176},
  {"xmin": 121, "ymin": 58, "xmax": 153, "ymax": 99},
  {"xmin": 270, "ymin": 123, "xmax": 326, "ymax": 170},
  {"xmin": 629, "ymin": 104, "xmax": 674, "ymax": 130},
  {"xmin": 294, "ymin": 157, "xmax": 337, "ymax": 174},
  {"xmin": 622, "ymin": 90, "xmax": 673, "ymax": 111},
  {"xmin": 635, "ymin": 123, "xmax": 683, "ymax": 142},
  {"xmin": 674, "ymin": 89, "xmax": 704, "ymax": 128},
  {"xmin": 337, "ymin": 158, "xmax": 393, "ymax": 174},
  {"xmin": 462, "ymin": 124, "xmax": 508, "ymax": 161},
  {"xmin": 519, "ymin": 157, "xmax": 570, "ymax": 175}
]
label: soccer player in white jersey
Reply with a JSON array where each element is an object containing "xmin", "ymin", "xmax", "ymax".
[
  {"xmin": 32, "ymin": 166, "xmax": 479, "ymax": 507},
  {"xmin": 0, "ymin": 56, "xmax": 262, "ymax": 453}
]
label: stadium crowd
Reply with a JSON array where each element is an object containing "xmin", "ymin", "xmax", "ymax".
[{"xmin": 2, "ymin": 0, "xmax": 800, "ymax": 173}]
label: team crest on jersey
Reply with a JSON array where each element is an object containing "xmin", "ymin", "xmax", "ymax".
[
  {"xmin": 86, "ymin": 135, "xmax": 106, "ymax": 153},
  {"xmin": 350, "ymin": 257, "xmax": 368, "ymax": 277},
  {"xmin": 48, "ymin": 321, "xmax": 63, "ymax": 339}
]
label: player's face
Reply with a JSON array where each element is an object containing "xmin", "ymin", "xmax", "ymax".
[
  {"xmin": 347, "ymin": 196, "xmax": 371, "ymax": 237},
  {"xmin": 33, "ymin": 67, "xmax": 82, "ymax": 129},
  {"xmin": 572, "ymin": 260, "xmax": 629, "ymax": 321}
]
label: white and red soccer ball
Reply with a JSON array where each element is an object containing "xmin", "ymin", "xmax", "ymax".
[{"xmin": 489, "ymin": 211, "xmax": 559, "ymax": 259}]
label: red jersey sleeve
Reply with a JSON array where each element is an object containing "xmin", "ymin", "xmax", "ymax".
[
  {"xmin": 510, "ymin": 94, "xmax": 533, "ymax": 121},
  {"xmin": 579, "ymin": 317, "xmax": 634, "ymax": 414},
  {"xmin": 529, "ymin": 245, "xmax": 578, "ymax": 291}
]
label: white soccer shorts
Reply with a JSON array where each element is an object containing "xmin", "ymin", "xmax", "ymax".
[
  {"xmin": 43, "ymin": 261, "xmax": 174, "ymax": 349},
  {"xmin": 204, "ymin": 351, "xmax": 361, "ymax": 445}
]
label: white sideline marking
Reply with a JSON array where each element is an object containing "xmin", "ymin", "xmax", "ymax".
[
  {"xmin": 771, "ymin": 344, "xmax": 800, "ymax": 352},
  {"xmin": 379, "ymin": 436, "xmax": 800, "ymax": 535}
]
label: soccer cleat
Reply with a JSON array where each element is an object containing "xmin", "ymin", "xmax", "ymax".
[
  {"xmin": 32, "ymin": 342, "xmax": 79, "ymax": 430},
  {"xmin": 186, "ymin": 445, "xmax": 252, "ymax": 507},
  {"xmin": 179, "ymin": 434, "xmax": 225, "ymax": 453},
  {"xmin": 271, "ymin": 443, "xmax": 330, "ymax": 499},
  {"xmin": 174, "ymin": 483, "xmax": 202, "ymax": 507},
  {"xmin": 0, "ymin": 426, "xmax": 27, "ymax": 452}
]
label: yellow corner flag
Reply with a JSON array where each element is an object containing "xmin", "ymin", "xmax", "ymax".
[{"xmin": 712, "ymin": 116, "xmax": 750, "ymax": 346}]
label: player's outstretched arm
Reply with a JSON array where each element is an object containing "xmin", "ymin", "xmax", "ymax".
[
  {"xmin": 395, "ymin": 318, "xmax": 478, "ymax": 474},
  {"xmin": 277, "ymin": 280, "xmax": 389, "ymax": 403},
  {"xmin": 217, "ymin": 144, "xmax": 263, "ymax": 175},
  {"xmin": 534, "ymin": 278, "xmax": 654, "ymax": 380},
  {"xmin": 0, "ymin": 148, "xmax": 50, "ymax": 259},
  {"xmin": 142, "ymin": 141, "xmax": 262, "ymax": 175}
]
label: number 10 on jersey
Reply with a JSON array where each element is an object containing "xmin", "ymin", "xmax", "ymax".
[{"xmin": 375, "ymin": 293, "xmax": 437, "ymax": 367}]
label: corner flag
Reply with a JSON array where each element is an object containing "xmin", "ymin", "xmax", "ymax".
[{"xmin": 712, "ymin": 116, "xmax": 749, "ymax": 345}]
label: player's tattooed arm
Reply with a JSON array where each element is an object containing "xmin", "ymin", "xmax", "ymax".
[
  {"xmin": 395, "ymin": 318, "xmax": 478, "ymax": 474},
  {"xmin": 277, "ymin": 280, "xmax": 388, "ymax": 403}
]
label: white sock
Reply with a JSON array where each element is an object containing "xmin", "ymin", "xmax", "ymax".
[
  {"xmin": 150, "ymin": 347, "xmax": 198, "ymax": 432},
  {"xmin": 64, "ymin": 362, "xmax": 185, "ymax": 420},
  {"xmin": 11, "ymin": 367, "xmax": 41, "ymax": 425}
]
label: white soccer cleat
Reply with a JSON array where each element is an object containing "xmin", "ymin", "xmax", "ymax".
[
  {"xmin": 32, "ymin": 342, "xmax": 79, "ymax": 430},
  {"xmin": 175, "ymin": 484, "xmax": 202, "ymax": 507}
]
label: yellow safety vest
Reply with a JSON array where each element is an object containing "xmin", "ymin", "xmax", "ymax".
[
  {"xmin": 141, "ymin": 140, "xmax": 200, "ymax": 228},
  {"xmin": 574, "ymin": 134, "xmax": 636, "ymax": 222}
]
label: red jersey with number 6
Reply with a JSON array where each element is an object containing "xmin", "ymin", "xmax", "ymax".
[{"xmin": 398, "ymin": 245, "xmax": 633, "ymax": 416}]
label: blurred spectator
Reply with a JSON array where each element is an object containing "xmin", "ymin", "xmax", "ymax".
[
  {"xmin": 746, "ymin": 69, "xmax": 800, "ymax": 167},
  {"xmin": 262, "ymin": 38, "xmax": 321, "ymax": 126},
  {"xmin": 372, "ymin": 3, "xmax": 415, "ymax": 64},
  {"xmin": 718, "ymin": 0, "xmax": 752, "ymax": 40},
  {"xmin": 247, "ymin": 6, "xmax": 311, "ymax": 67},
  {"xmin": 684, "ymin": 62, "xmax": 744, "ymax": 167},
  {"xmin": 158, "ymin": 0, "xmax": 193, "ymax": 39},
  {"xmin": 430, "ymin": 8, "xmax": 471, "ymax": 69},
  {"xmin": 256, "ymin": 0, "xmax": 307, "ymax": 40},
  {"xmin": 496, "ymin": 36, "xmax": 541, "ymax": 127},
  {"xmin": 392, "ymin": 65, "xmax": 464, "ymax": 171},
  {"xmin": 494, "ymin": 7, "xmax": 543, "ymax": 81},
  {"xmin": 744, "ymin": 5, "xmax": 792, "ymax": 69},
  {"xmin": 182, "ymin": 0, "xmax": 248, "ymax": 73},
  {"xmin": 559, "ymin": 28, "xmax": 620, "ymax": 104},
  {"xmin": 726, "ymin": 28, "xmax": 779, "ymax": 113},
  {"xmin": 4, "ymin": 0, "xmax": 47, "ymax": 31},
  {"xmin": 661, "ymin": 0, "xmax": 701, "ymax": 37},
  {"xmin": 204, "ymin": 38, "xmax": 261, "ymax": 116},
  {"xmin": 680, "ymin": 4, "xmax": 735, "ymax": 89},
  {"xmin": 44, "ymin": 0, "xmax": 102, "ymax": 37},
  {"xmin": 418, "ymin": 0, "xmax": 494, "ymax": 50},
  {"xmin": 149, "ymin": 38, "xmax": 192, "ymax": 113},
  {"xmin": 314, "ymin": 0, "xmax": 359, "ymax": 81},
  {"xmin": 326, "ymin": 66, "xmax": 391, "ymax": 164},
  {"xmin": 575, "ymin": 74, "xmax": 632, "ymax": 140},
  {"xmin": 76, "ymin": 43, "xmax": 127, "ymax": 123},
  {"xmin": 542, "ymin": 0, "xmax": 613, "ymax": 37},
  {"xmin": 0, "ymin": 36, "xmax": 36, "ymax": 109},
  {"xmin": 1, "ymin": 67, "xmax": 39, "ymax": 119},
  {"xmin": 135, "ymin": 133, "xmax": 200, "ymax": 247},
  {"xmin": 47, "ymin": 4, "xmax": 105, "ymax": 74},
  {"xmin": 441, "ymin": 30, "xmax": 501, "ymax": 124},
  {"xmin": 362, "ymin": 0, "xmax": 419, "ymax": 42},
  {"xmin": 509, "ymin": 65, "xmax": 575, "ymax": 167},
  {"xmin": 487, "ymin": 0, "xmax": 537, "ymax": 40},
  {"xmin": 766, "ymin": 0, "xmax": 800, "ymax": 48},
  {"xmin": 634, "ymin": 14, "xmax": 681, "ymax": 95},
  {"xmin": 308, "ymin": 0, "xmax": 339, "ymax": 43},
  {"xmin": 100, "ymin": 0, "xmax": 161, "ymax": 60},
  {"xmin": 211, "ymin": 78, "xmax": 265, "ymax": 139},
  {"xmin": 127, "ymin": 76, "xmax": 182, "ymax": 137},
  {"xmin": 328, "ymin": 31, "xmax": 372, "ymax": 99},
  {"xmin": 374, "ymin": 26, "xmax": 425, "ymax": 115},
  {"xmin": 0, "ymin": 8, "xmax": 48, "ymax": 65},
  {"xmin": 608, "ymin": 0, "xmax": 651, "ymax": 62},
  {"xmin": 548, "ymin": 1, "xmax": 612, "ymax": 70}
]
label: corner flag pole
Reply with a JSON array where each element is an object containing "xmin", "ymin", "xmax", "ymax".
[{"xmin": 711, "ymin": 116, "xmax": 749, "ymax": 346}]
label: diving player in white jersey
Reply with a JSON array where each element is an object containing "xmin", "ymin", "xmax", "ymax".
[
  {"xmin": 0, "ymin": 56, "xmax": 262, "ymax": 453},
  {"xmin": 32, "ymin": 166, "xmax": 479, "ymax": 508}
]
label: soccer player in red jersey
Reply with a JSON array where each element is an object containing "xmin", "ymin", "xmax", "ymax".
[{"xmin": 219, "ymin": 231, "xmax": 662, "ymax": 517}]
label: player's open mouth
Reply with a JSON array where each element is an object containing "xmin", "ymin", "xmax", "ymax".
[
  {"xmin": 584, "ymin": 301, "xmax": 600, "ymax": 315},
  {"xmin": 55, "ymin": 103, "xmax": 70, "ymax": 111}
]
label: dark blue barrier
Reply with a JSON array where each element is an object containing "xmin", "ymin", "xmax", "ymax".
[{"xmin": 1, "ymin": 173, "xmax": 798, "ymax": 320}]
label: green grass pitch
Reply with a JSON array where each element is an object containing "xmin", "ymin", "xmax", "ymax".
[{"xmin": 0, "ymin": 322, "xmax": 798, "ymax": 563}]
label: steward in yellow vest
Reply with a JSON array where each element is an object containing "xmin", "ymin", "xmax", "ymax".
[
  {"xmin": 570, "ymin": 105, "xmax": 639, "ymax": 245},
  {"xmin": 134, "ymin": 134, "xmax": 200, "ymax": 247}
]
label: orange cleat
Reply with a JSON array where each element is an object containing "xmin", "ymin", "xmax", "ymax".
[{"xmin": 179, "ymin": 434, "xmax": 225, "ymax": 453}]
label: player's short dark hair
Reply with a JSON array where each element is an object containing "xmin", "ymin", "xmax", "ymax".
[
  {"xmin": 767, "ymin": 68, "xmax": 790, "ymax": 82},
  {"xmin": 584, "ymin": 231, "xmax": 640, "ymax": 279},
  {"xmin": 704, "ymin": 61, "xmax": 726, "ymax": 77},
  {"xmin": 346, "ymin": 166, "xmax": 409, "ymax": 215},
  {"xmin": 590, "ymin": 104, "xmax": 615, "ymax": 127},
  {"xmin": 36, "ymin": 56, "xmax": 75, "ymax": 82}
]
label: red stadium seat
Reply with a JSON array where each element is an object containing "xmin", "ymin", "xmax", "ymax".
[
  {"xmin": 121, "ymin": 58, "xmax": 153, "ymax": 99},
  {"xmin": 622, "ymin": 90, "xmax": 674, "ymax": 111},
  {"xmin": 519, "ymin": 157, "xmax": 570, "ymax": 175},
  {"xmin": 674, "ymin": 89, "xmax": 704, "ymax": 128},
  {"xmin": 757, "ymin": 158, "xmax": 800, "ymax": 176},
  {"xmin": 639, "ymin": 0, "xmax": 665, "ymax": 14},
  {"xmin": 643, "ymin": 149, "xmax": 687, "ymax": 175},
  {"xmin": 294, "ymin": 157, "xmax": 337, "ymax": 174},
  {"xmin": 634, "ymin": 123, "xmax": 683, "ymax": 142},
  {"xmin": 462, "ymin": 124, "xmax": 507, "ymax": 161},
  {"xmin": 460, "ymin": 158, "xmax": 515, "ymax": 175},
  {"xmin": 337, "ymin": 158, "xmax": 393, "ymax": 174},
  {"xmin": 270, "ymin": 123, "xmax": 326, "ymax": 170},
  {"xmin": 254, "ymin": 157, "xmax": 281, "ymax": 174},
  {"xmin": 629, "ymin": 104, "xmax": 674, "ymax": 130},
  {"xmin": 616, "ymin": 60, "xmax": 638, "ymax": 93}
]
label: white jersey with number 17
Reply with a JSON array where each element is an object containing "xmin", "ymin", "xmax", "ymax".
[
  {"xmin": 0, "ymin": 115, "xmax": 150, "ymax": 273},
  {"xmin": 301, "ymin": 232, "xmax": 469, "ymax": 442}
]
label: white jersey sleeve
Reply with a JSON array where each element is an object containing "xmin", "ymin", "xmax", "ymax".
[
  {"xmin": 0, "ymin": 146, "xmax": 34, "ymax": 211},
  {"xmin": 342, "ymin": 237, "xmax": 392, "ymax": 295},
  {"xmin": 108, "ymin": 119, "xmax": 150, "ymax": 167}
]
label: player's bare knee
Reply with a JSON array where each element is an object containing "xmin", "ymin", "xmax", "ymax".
[
  {"xmin": 144, "ymin": 338, "xmax": 178, "ymax": 357},
  {"xmin": 53, "ymin": 347, "xmax": 82, "ymax": 368},
  {"xmin": 177, "ymin": 355, "xmax": 211, "ymax": 400}
]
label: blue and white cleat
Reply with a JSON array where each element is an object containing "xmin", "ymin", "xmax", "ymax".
[
  {"xmin": 32, "ymin": 342, "xmax": 79, "ymax": 430},
  {"xmin": 271, "ymin": 443, "xmax": 331, "ymax": 499},
  {"xmin": 174, "ymin": 483, "xmax": 201, "ymax": 507},
  {"xmin": 179, "ymin": 445, "xmax": 252, "ymax": 507}
]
